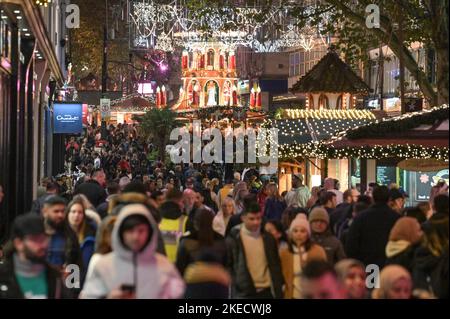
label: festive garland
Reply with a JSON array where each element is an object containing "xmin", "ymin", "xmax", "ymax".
[
  {"xmin": 336, "ymin": 104, "xmax": 449, "ymax": 140},
  {"xmin": 110, "ymin": 107, "xmax": 152, "ymax": 113},
  {"xmin": 278, "ymin": 142, "xmax": 449, "ymax": 161},
  {"xmin": 110, "ymin": 93, "xmax": 155, "ymax": 106}
]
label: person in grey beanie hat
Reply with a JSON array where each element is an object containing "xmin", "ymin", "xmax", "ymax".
[{"xmin": 309, "ymin": 207, "xmax": 346, "ymax": 265}]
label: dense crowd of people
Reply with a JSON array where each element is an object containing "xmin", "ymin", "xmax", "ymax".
[{"xmin": 0, "ymin": 123, "xmax": 448, "ymax": 299}]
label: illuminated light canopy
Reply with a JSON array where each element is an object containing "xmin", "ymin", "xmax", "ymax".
[
  {"xmin": 275, "ymin": 108, "xmax": 377, "ymax": 120},
  {"xmin": 128, "ymin": 0, "xmax": 330, "ymax": 52}
]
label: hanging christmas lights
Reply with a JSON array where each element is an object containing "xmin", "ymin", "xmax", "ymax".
[
  {"xmin": 279, "ymin": 108, "xmax": 377, "ymax": 120},
  {"xmin": 128, "ymin": 0, "xmax": 329, "ymax": 52},
  {"xmin": 278, "ymin": 143, "xmax": 449, "ymax": 161}
]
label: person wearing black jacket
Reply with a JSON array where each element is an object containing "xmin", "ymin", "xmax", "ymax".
[
  {"xmin": 176, "ymin": 209, "xmax": 227, "ymax": 276},
  {"xmin": 329, "ymin": 189, "xmax": 359, "ymax": 235},
  {"xmin": 413, "ymin": 198, "xmax": 449, "ymax": 299},
  {"xmin": 225, "ymin": 193, "xmax": 267, "ymax": 237},
  {"xmin": 226, "ymin": 200, "xmax": 284, "ymax": 299},
  {"xmin": 73, "ymin": 168, "xmax": 107, "ymax": 208},
  {"xmin": 0, "ymin": 213, "xmax": 73, "ymax": 299},
  {"xmin": 385, "ymin": 217, "xmax": 423, "ymax": 274},
  {"xmin": 345, "ymin": 186, "xmax": 401, "ymax": 268},
  {"xmin": 96, "ymin": 181, "xmax": 120, "ymax": 219},
  {"xmin": 430, "ymin": 194, "xmax": 449, "ymax": 221}
]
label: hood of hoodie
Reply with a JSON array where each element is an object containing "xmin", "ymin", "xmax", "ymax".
[
  {"xmin": 111, "ymin": 203, "xmax": 158, "ymax": 263},
  {"xmin": 385, "ymin": 240, "xmax": 411, "ymax": 258}
]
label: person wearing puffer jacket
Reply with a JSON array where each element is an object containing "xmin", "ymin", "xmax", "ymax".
[
  {"xmin": 385, "ymin": 217, "xmax": 423, "ymax": 273},
  {"xmin": 309, "ymin": 207, "xmax": 346, "ymax": 265},
  {"xmin": 80, "ymin": 204, "xmax": 185, "ymax": 299}
]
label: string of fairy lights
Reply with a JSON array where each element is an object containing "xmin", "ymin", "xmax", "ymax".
[
  {"xmin": 261, "ymin": 105, "xmax": 449, "ymax": 161},
  {"xmin": 278, "ymin": 109, "xmax": 377, "ymax": 120},
  {"xmin": 110, "ymin": 93, "xmax": 156, "ymax": 107},
  {"xmin": 263, "ymin": 118, "xmax": 374, "ymax": 138},
  {"xmin": 278, "ymin": 143, "xmax": 449, "ymax": 161},
  {"xmin": 129, "ymin": 0, "xmax": 329, "ymax": 53}
]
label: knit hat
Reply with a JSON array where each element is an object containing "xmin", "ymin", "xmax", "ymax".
[
  {"xmin": 389, "ymin": 217, "xmax": 423, "ymax": 244},
  {"xmin": 309, "ymin": 207, "xmax": 330, "ymax": 224},
  {"xmin": 289, "ymin": 214, "xmax": 311, "ymax": 236},
  {"xmin": 12, "ymin": 213, "xmax": 46, "ymax": 239}
]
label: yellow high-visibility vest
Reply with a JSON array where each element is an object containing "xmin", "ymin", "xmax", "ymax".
[{"xmin": 159, "ymin": 216, "xmax": 187, "ymax": 263}]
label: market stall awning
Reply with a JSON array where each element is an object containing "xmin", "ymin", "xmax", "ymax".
[
  {"xmin": 328, "ymin": 105, "xmax": 449, "ymax": 149},
  {"xmin": 273, "ymin": 109, "xmax": 377, "ymax": 145},
  {"xmin": 276, "ymin": 118, "xmax": 376, "ymax": 145}
]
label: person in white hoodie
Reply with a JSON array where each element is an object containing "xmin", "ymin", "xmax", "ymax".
[{"xmin": 80, "ymin": 204, "xmax": 185, "ymax": 299}]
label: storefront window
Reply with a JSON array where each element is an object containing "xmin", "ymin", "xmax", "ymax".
[
  {"xmin": 306, "ymin": 158, "xmax": 322, "ymax": 189},
  {"xmin": 403, "ymin": 168, "xmax": 449, "ymax": 203},
  {"xmin": 328, "ymin": 159, "xmax": 349, "ymax": 192}
]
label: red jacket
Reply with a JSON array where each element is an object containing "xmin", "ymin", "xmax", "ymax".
[
  {"xmin": 119, "ymin": 160, "xmax": 131, "ymax": 171},
  {"xmin": 66, "ymin": 142, "xmax": 79, "ymax": 151}
]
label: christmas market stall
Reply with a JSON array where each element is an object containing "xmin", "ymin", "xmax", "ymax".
[
  {"xmin": 319, "ymin": 104, "xmax": 449, "ymax": 203},
  {"xmin": 290, "ymin": 46, "xmax": 370, "ymax": 110},
  {"xmin": 271, "ymin": 109, "xmax": 379, "ymax": 193},
  {"xmin": 109, "ymin": 93, "xmax": 156, "ymax": 124},
  {"xmin": 274, "ymin": 46, "xmax": 373, "ymax": 193}
]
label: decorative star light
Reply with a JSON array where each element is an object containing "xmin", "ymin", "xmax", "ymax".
[
  {"xmin": 420, "ymin": 174, "xmax": 429, "ymax": 184},
  {"xmin": 155, "ymin": 32, "xmax": 174, "ymax": 52}
]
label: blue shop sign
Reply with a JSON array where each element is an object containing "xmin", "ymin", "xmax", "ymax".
[{"xmin": 53, "ymin": 103, "xmax": 83, "ymax": 134}]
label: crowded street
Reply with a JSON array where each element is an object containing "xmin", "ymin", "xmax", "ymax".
[{"xmin": 0, "ymin": 0, "xmax": 448, "ymax": 305}]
